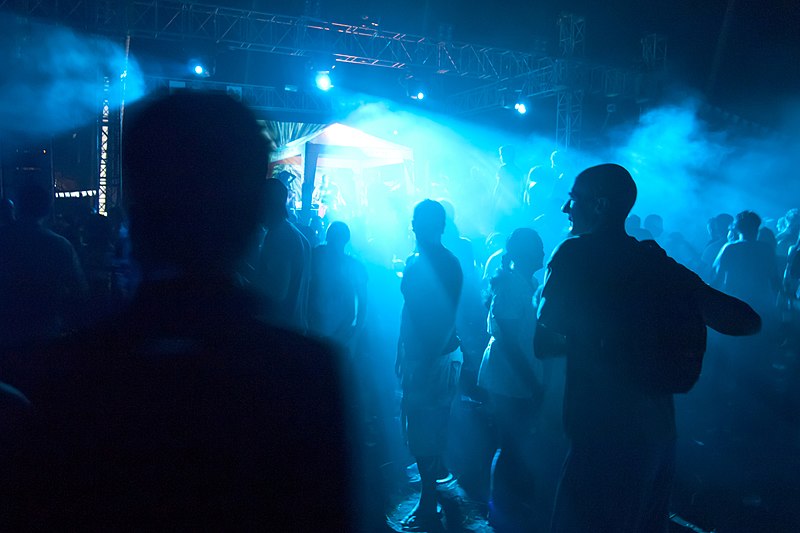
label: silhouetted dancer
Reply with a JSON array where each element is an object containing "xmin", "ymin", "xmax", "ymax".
[
  {"xmin": 396, "ymin": 199, "xmax": 464, "ymax": 530},
  {"xmin": 699, "ymin": 213, "xmax": 733, "ymax": 281},
  {"xmin": 309, "ymin": 220, "xmax": 368, "ymax": 352},
  {"xmin": 492, "ymin": 145, "xmax": 525, "ymax": 235},
  {"xmin": 535, "ymin": 163, "xmax": 761, "ymax": 533},
  {"xmin": 713, "ymin": 210, "xmax": 780, "ymax": 322},
  {"xmin": 0, "ymin": 182, "xmax": 87, "ymax": 349},
  {"xmin": 525, "ymin": 150, "xmax": 570, "ymax": 250},
  {"xmin": 253, "ymin": 177, "xmax": 311, "ymax": 333},
  {"xmin": 440, "ymin": 199, "xmax": 486, "ymax": 396},
  {"xmin": 478, "ymin": 227, "xmax": 546, "ymax": 531},
  {"xmin": 0, "ymin": 92, "xmax": 354, "ymax": 530}
]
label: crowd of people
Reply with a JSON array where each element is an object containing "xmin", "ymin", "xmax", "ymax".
[{"xmin": 0, "ymin": 92, "xmax": 797, "ymax": 532}]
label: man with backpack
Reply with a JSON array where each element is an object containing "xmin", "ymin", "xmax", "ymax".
[{"xmin": 535, "ymin": 163, "xmax": 761, "ymax": 532}]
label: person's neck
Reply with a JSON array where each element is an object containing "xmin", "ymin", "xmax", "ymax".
[
  {"xmin": 588, "ymin": 224, "xmax": 627, "ymax": 237},
  {"xmin": 515, "ymin": 266, "xmax": 536, "ymax": 280},
  {"xmin": 417, "ymin": 240, "xmax": 442, "ymax": 252}
]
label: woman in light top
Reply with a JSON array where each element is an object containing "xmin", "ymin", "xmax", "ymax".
[{"xmin": 478, "ymin": 227, "xmax": 545, "ymax": 532}]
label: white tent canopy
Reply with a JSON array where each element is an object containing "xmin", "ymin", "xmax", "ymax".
[
  {"xmin": 270, "ymin": 123, "xmax": 414, "ymax": 219},
  {"xmin": 270, "ymin": 122, "xmax": 413, "ymax": 169}
]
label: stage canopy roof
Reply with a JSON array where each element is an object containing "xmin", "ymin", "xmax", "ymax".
[{"xmin": 270, "ymin": 122, "xmax": 413, "ymax": 169}]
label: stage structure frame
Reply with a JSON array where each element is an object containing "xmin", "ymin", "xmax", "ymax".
[{"xmin": 2, "ymin": 0, "xmax": 663, "ymax": 205}]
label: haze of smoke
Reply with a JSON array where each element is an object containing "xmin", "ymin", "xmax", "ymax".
[
  {"xmin": 0, "ymin": 15, "xmax": 145, "ymax": 140},
  {"xmin": 606, "ymin": 97, "xmax": 800, "ymax": 240}
]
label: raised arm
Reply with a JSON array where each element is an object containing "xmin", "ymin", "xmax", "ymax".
[{"xmin": 694, "ymin": 283, "xmax": 761, "ymax": 336}]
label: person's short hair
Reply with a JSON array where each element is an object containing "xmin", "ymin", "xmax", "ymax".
[
  {"xmin": 505, "ymin": 227, "xmax": 544, "ymax": 266},
  {"xmin": 644, "ymin": 214, "xmax": 664, "ymax": 237},
  {"xmin": 715, "ymin": 213, "xmax": 734, "ymax": 235},
  {"xmin": 122, "ymin": 91, "xmax": 269, "ymax": 270},
  {"xmin": 734, "ymin": 210, "xmax": 761, "ymax": 239},
  {"xmin": 326, "ymin": 221, "xmax": 351, "ymax": 248},
  {"xmin": 412, "ymin": 199, "xmax": 446, "ymax": 237},
  {"xmin": 574, "ymin": 163, "xmax": 637, "ymax": 221},
  {"xmin": 625, "ymin": 214, "xmax": 642, "ymax": 231},
  {"xmin": 263, "ymin": 178, "xmax": 289, "ymax": 223},
  {"xmin": 14, "ymin": 182, "xmax": 52, "ymax": 221}
]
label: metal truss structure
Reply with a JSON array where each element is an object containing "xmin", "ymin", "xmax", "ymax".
[
  {"xmin": 144, "ymin": 77, "xmax": 334, "ymax": 114},
  {"xmin": 1, "ymin": 0, "xmax": 660, "ymax": 200},
  {"xmin": 558, "ymin": 13, "xmax": 585, "ymax": 58},
  {"xmin": 447, "ymin": 15, "xmax": 595, "ymax": 151},
  {"xmin": 97, "ymin": 78, "xmax": 111, "ymax": 216},
  {"xmin": 2, "ymin": 0, "xmax": 548, "ymax": 80},
  {"xmin": 556, "ymin": 89, "xmax": 583, "ymax": 151},
  {"xmin": 641, "ymin": 33, "xmax": 667, "ymax": 71},
  {"xmin": 445, "ymin": 58, "xmax": 559, "ymax": 115},
  {"xmin": 97, "ymin": 75, "xmax": 122, "ymax": 216}
]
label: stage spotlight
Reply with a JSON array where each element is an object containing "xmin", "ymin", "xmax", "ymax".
[
  {"xmin": 514, "ymin": 102, "xmax": 527, "ymax": 114},
  {"xmin": 189, "ymin": 59, "xmax": 213, "ymax": 78},
  {"xmin": 408, "ymin": 86, "xmax": 425, "ymax": 100},
  {"xmin": 315, "ymin": 71, "xmax": 333, "ymax": 91},
  {"xmin": 405, "ymin": 75, "xmax": 427, "ymax": 101}
]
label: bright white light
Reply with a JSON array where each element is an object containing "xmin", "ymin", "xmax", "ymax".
[
  {"xmin": 416, "ymin": 91, "xmax": 425, "ymax": 100},
  {"xmin": 515, "ymin": 102, "xmax": 527, "ymax": 114},
  {"xmin": 315, "ymin": 72, "xmax": 332, "ymax": 91},
  {"xmin": 194, "ymin": 65, "xmax": 204, "ymax": 75}
]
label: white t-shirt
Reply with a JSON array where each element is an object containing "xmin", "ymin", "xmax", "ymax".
[{"xmin": 478, "ymin": 269, "xmax": 541, "ymax": 398}]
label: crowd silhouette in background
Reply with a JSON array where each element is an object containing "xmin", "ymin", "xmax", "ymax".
[{"xmin": 0, "ymin": 93, "xmax": 797, "ymax": 532}]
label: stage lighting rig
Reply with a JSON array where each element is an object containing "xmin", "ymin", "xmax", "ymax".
[
  {"xmin": 189, "ymin": 58, "xmax": 214, "ymax": 78},
  {"xmin": 315, "ymin": 71, "xmax": 333, "ymax": 91},
  {"xmin": 404, "ymin": 76, "xmax": 427, "ymax": 101}
]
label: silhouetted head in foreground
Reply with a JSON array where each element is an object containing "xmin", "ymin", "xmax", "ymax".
[
  {"xmin": 123, "ymin": 91, "xmax": 269, "ymax": 275},
  {"xmin": 563, "ymin": 163, "xmax": 637, "ymax": 235}
]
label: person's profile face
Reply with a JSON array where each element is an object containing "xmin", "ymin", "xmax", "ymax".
[{"xmin": 562, "ymin": 179, "xmax": 598, "ymax": 236}]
